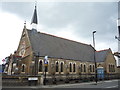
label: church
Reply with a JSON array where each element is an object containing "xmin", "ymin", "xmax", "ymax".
[{"xmin": 4, "ymin": 5, "xmax": 117, "ymax": 84}]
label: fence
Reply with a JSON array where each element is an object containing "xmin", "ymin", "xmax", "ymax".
[
  {"xmin": 2, "ymin": 73, "xmax": 120, "ymax": 86},
  {"xmin": 2, "ymin": 75, "xmax": 41, "ymax": 86}
]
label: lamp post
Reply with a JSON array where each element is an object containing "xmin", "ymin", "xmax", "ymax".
[
  {"xmin": 65, "ymin": 64, "xmax": 69, "ymax": 83},
  {"xmin": 93, "ymin": 31, "xmax": 96, "ymax": 48},
  {"xmin": 44, "ymin": 56, "xmax": 48, "ymax": 85},
  {"xmin": 93, "ymin": 31, "xmax": 97, "ymax": 84}
]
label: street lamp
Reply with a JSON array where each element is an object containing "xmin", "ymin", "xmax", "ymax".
[
  {"xmin": 93, "ymin": 31, "xmax": 96, "ymax": 47},
  {"xmin": 92, "ymin": 31, "xmax": 97, "ymax": 84},
  {"xmin": 44, "ymin": 55, "xmax": 48, "ymax": 85}
]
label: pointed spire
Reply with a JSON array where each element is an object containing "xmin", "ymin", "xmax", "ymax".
[{"xmin": 31, "ymin": 3, "xmax": 38, "ymax": 24}]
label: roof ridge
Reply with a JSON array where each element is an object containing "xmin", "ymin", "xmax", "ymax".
[{"xmin": 96, "ymin": 49, "xmax": 109, "ymax": 52}]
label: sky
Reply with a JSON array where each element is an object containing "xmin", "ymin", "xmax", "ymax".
[{"xmin": 0, "ymin": 0, "xmax": 119, "ymax": 65}]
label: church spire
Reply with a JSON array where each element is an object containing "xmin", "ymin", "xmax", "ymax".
[{"xmin": 31, "ymin": 3, "xmax": 38, "ymax": 30}]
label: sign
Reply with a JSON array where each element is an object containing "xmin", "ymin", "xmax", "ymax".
[
  {"xmin": 44, "ymin": 64, "xmax": 48, "ymax": 66},
  {"xmin": 2, "ymin": 59, "xmax": 5, "ymax": 62},
  {"xmin": 97, "ymin": 67, "xmax": 104, "ymax": 79},
  {"xmin": 28, "ymin": 77, "xmax": 38, "ymax": 81},
  {"xmin": 44, "ymin": 56, "xmax": 48, "ymax": 64}
]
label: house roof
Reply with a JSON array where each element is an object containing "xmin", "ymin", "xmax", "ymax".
[
  {"xmin": 95, "ymin": 49, "xmax": 110, "ymax": 62},
  {"xmin": 27, "ymin": 29, "xmax": 95, "ymax": 62}
]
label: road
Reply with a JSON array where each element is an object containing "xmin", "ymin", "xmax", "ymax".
[{"xmin": 2, "ymin": 79, "xmax": 120, "ymax": 90}]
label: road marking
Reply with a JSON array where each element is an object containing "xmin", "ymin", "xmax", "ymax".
[{"xmin": 106, "ymin": 85, "xmax": 118, "ymax": 88}]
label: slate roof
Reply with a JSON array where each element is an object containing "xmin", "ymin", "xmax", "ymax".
[
  {"xmin": 27, "ymin": 29, "xmax": 96, "ymax": 62},
  {"xmin": 95, "ymin": 49, "xmax": 109, "ymax": 62}
]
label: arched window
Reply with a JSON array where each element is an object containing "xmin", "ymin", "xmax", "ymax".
[
  {"xmin": 22, "ymin": 65, "xmax": 25, "ymax": 72},
  {"xmin": 109, "ymin": 64, "xmax": 111, "ymax": 72},
  {"xmin": 39, "ymin": 61, "xmax": 42, "ymax": 72},
  {"xmin": 70, "ymin": 63, "xmax": 72, "ymax": 72},
  {"xmin": 110, "ymin": 65, "xmax": 112, "ymax": 72},
  {"xmin": 73, "ymin": 63, "xmax": 76, "ymax": 72},
  {"xmin": 93, "ymin": 65, "xmax": 95, "ymax": 72},
  {"xmin": 111, "ymin": 65, "xmax": 113, "ymax": 72},
  {"xmin": 84, "ymin": 65, "xmax": 86, "ymax": 72},
  {"xmin": 56, "ymin": 62, "xmax": 59, "ymax": 72},
  {"xmin": 81, "ymin": 64, "xmax": 82, "ymax": 72},
  {"xmin": 12, "ymin": 64, "xmax": 16, "ymax": 73},
  {"xmin": 60, "ymin": 62, "xmax": 63, "ymax": 72},
  {"xmin": 112, "ymin": 65, "xmax": 115, "ymax": 72},
  {"xmin": 113, "ymin": 65, "xmax": 115, "ymax": 72},
  {"xmin": 90, "ymin": 65, "xmax": 92, "ymax": 72}
]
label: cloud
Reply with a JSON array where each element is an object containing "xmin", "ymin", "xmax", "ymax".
[
  {"xmin": 47, "ymin": 24, "xmax": 77, "ymax": 40},
  {"xmin": 0, "ymin": 2, "xmax": 119, "ymax": 65},
  {"xmin": 0, "ymin": 11, "xmax": 24, "ymax": 64}
]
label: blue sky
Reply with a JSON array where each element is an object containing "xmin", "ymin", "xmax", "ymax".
[{"xmin": 0, "ymin": 1, "xmax": 119, "ymax": 65}]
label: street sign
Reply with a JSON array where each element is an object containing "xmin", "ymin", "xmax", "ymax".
[
  {"xmin": 97, "ymin": 67, "xmax": 104, "ymax": 79},
  {"xmin": 44, "ymin": 64, "xmax": 48, "ymax": 66},
  {"xmin": 44, "ymin": 56, "xmax": 48, "ymax": 64},
  {"xmin": 28, "ymin": 77, "xmax": 38, "ymax": 81}
]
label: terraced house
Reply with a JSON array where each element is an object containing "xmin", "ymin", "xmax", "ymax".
[{"xmin": 4, "ymin": 5, "xmax": 117, "ymax": 84}]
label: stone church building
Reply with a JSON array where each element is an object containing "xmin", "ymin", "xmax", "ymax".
[{"xmin": 4, "ymin": 5, "xmax": 117, "ymax": 82}]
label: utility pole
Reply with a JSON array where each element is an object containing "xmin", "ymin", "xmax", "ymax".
[{"xmin": 93, "ymin": 31, "xmax": 97, "ymax": 84}]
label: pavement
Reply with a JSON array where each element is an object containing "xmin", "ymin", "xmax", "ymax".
[{"xmin": 37, "ymin": 79, "xmax": 119, "ymax": 88}]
